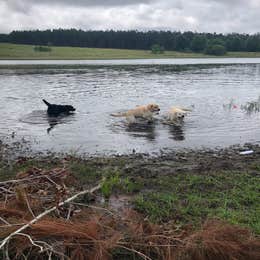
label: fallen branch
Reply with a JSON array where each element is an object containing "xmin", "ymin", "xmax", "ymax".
[
  {"xmin": 15, "ymin": 233, "xmax": 44, "ymax": 252},
  {"xmin": 118, "ymin": 245, "xmax": 153, "ymax": 260},
  {"xmin": 0, "ymin": 183, "xmax": 101, "ymax": 250},
  {"xmin": 0, "ymin": 216, "xmax": 10, "ymax": 226}
]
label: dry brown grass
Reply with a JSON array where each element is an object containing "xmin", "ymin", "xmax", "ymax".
[
  {"xmin": 0, "ymin": 167, "xmax": 259, "ymax": 259},
  {"xmin": 177, "ymin": 220, "xmax": 260, "ymax": 260}
]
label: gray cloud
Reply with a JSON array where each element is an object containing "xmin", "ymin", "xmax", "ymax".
[
  {"xmin": 3, "ymin": 0, "xmax": 153, "ymax": 11},
  {"xmin": 0, "ymin": 0, "xmax": 260, "ymax": 34}
]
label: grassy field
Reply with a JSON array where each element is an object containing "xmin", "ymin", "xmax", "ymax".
[{"xmin": 1, "ymin": 43, "xmax": 260, "ymax": 59}]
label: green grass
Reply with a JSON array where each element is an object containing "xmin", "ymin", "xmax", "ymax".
[
  {"xmin": 100, "ymin": 170, "xmax": 137, "ymax": 198},
  {"xmin": 1, "ymin": 151, "xmax": 259, "ymax": 234},
  {"xmin": 134, "ymin": 172, "xmax": 260, "ymax": 234},
  {"xmin": 1, "ymin": 43, "xmax": 260, "ymax": 59}
]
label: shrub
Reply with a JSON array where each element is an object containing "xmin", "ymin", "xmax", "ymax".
[
  {"xmin": 151, "ymin": 44, "xmax": 165, "ymax": 54},
  {"xmin": 205, "ymin": 44, "xmax": 227, "ymax": 56},
  {"xmin": 34, "ymin": 46, "xmax": 52, "ymax": 52}
]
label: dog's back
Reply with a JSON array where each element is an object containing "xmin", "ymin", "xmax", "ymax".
[{"xmin": 42, "ymin": 99, "xmax": 75, "ymax": 116}]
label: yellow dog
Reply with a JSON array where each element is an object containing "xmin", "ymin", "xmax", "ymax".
[
  {"xmin": 165, "ymin": 106, "xmax": 192, "ymax": 123},
  {"xmin": 111, "ymin": 103, "xmax": 160, "ymax": 123}
]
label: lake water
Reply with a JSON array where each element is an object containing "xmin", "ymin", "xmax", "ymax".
[{"xmin": 1, "ymin": 58, "xmax": 260, "ymax": 155}]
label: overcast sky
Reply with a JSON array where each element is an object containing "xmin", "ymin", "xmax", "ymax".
[{"xmin": 1, "ymin": 0, "xmax": 260, "ymax": 34}]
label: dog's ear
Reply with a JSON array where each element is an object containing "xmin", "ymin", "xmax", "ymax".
[{"xmin": 148, "ymin": 103, "xmax": 160, "ymax": 111}]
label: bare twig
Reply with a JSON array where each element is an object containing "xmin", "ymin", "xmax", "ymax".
[
  {"xmin": 16, "ymin": 233, "xmax": 44, "ymax": 252},
  {"xmin": 66, "ymin": 204, "xmax": 73, "ymax": 221},
  {"xmin": 24, "ymin": 194, "xmax": 35, "ymax": 218},
  {"xmin": 118, "ymin": 245, "xmax": 152, "ymax": 260},
  {"xmin": 0, "ymin": 175, "xmax": 52, "ymax": 185},
  {"xmin": 0, "ymin": 183, "xmax": 101, "ymax": 250},
  {"xmin": 71, "ymin": 202, "xmax": 116, "ymax": 216},
  {"xmin": 34, "ymin": 240, "xmax": 69, "ymax": 259},
  {"xmin": 4, "ymin": 240, "xmax": 10, "ymax": 260},
  {"xmin": 0, "ymin": 187, "xmax": 14, "ymax": 194},
  {"xmin": 0, "ymin": 171, "xmax": 65, "ymax": 186},
  {"xmin": 0, "ymin": 216, "xmax": 11, "ymax": 226},
  {"xmin": 0, "ymin": 223, "xmax": 26, "ymax": 228}
]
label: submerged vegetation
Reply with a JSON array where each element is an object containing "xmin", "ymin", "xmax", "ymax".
[
  {"xmin": 241, "ymin": 96, "xmax": 260, "ymax": 113},
  {"xmin": 223, "ymin": 96, "xmax": 260, "ymax": 114}
]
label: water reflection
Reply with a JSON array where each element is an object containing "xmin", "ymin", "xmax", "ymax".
[
  {"xmin": 125, "ymin": 121, "xmax": 157, "ymax": 141},
  {"xmin": 20, "ymin": 110, "xmax": 76, "ymax": 133},
  {"xmin": 46, "ymin": 114, "xmax": 75, "ymax": 133},
  {"xmin": 110, "ymin": 119, "xmax": 157, "ymax": 141},
  {"xmin": 167, "ymin": 124, "xmax": 185, "ymax": 141}
]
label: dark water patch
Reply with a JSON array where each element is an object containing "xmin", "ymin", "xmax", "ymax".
[
  {"xmin": 1, "ymin": 63, "xmax": 259, "ymax": 76},
  {"xmin": 20, "ymin": 110, "xmax": 77, "ymax": 134}
]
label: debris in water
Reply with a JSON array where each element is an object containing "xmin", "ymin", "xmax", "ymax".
[
  {"xmin": 239, "ymin": 150, "xmax": 254, "ymax": 155},
  {"xmin": 223, "ymin": 98, "xmax": 238, "ymax": 110},
  {"xmin": 241, "ymin": 96, "xmax": 260, "ymax": 114}
]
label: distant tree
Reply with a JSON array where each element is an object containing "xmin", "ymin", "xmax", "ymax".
[
  {"xmin": 246, "ymin": 35, "xmax": 260, "ymax": 52},
  {"xmin": 3, "ymin": 29, "xmax": 260, "ymax": 53},
  {"xmin": 151, "ymin": 44, "xmax": 165, "ymax": 54},
  {"xmin": 0, "ymin": 34, "xmax": 8, "ymax": 42},
  {"xmin": 208, "ymin": 38, "xmax": 225, "ymax": 46},
  {"xmin": 226, "ymin": 34, "xmax": 246, "ymax": 51},
  {"xmin": 175, "ymin": 34, "xmax": 190, "ymax": 51},
  {"xmin": 205, "ymin": 44, "xmax": 226, "ymax": 55},
  {"xmin": 190, "ymin": 35, "xmax": 207, "ymax": 52}
]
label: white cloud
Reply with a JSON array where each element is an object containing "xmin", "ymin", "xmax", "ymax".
[{"xmin": 0, "ymin": 0, "xmax": 260, "ymax": 33}]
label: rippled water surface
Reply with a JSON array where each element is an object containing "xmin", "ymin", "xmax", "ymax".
[{"xmin": 1, "ymin": 59, "xmax": 260, "ymax": 155}]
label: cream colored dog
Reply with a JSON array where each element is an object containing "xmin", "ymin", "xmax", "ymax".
[
  {"xmin": 165, "ymin": 106, "xmax": 191, "ymax": 124},
  {"xmin": 111, "ymin": 103, "xmax": 160, "ymax": 123}
]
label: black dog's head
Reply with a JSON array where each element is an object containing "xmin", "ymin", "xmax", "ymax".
[{"xmin": 64, "ymin": 105, "xmax": 76, "ymax": 112}]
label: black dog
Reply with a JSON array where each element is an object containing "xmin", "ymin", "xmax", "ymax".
[{"xmin": 42, "ymin": 99, "xmax": 76, "ymax": 116}]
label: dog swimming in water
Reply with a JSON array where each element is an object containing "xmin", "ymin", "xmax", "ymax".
[
  {"xmin": 111, "ymin": 103, "xmax": 160, "ymax": 124},
  {"xmin": 42, "ymin": 99, "xmax": 76, "ymax": 116},
  {"xmin": 164, "ymin": 106, "xmax": 192, "ymax": 125}
]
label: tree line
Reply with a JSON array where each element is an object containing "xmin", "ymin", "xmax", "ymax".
[{"xmin": 1, "ymin": 29, "xmax": 260, "ymax": 54}]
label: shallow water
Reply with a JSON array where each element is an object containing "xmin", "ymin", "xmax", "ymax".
[{"xmin": 1, "ymin": 59, "xmax": 260, "ymax": 155}]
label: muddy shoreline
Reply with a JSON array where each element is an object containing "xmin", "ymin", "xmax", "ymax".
[{"xmin": 1, "ymin": 140, "xmax": 260, "ymax": 179}]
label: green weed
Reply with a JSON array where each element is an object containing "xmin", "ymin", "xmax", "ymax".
[{"xmin": 134, "ymin": 172, "xmax": 260, "ymax": 233}]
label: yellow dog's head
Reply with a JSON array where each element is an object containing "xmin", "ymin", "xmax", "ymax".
[
  {"xmin": 170, "ymin": 107, "xmax": 188, "ymax": 120},
  {"xmin": 147, "ymin": 103, "xmax": 160, "ymax": 113}
]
